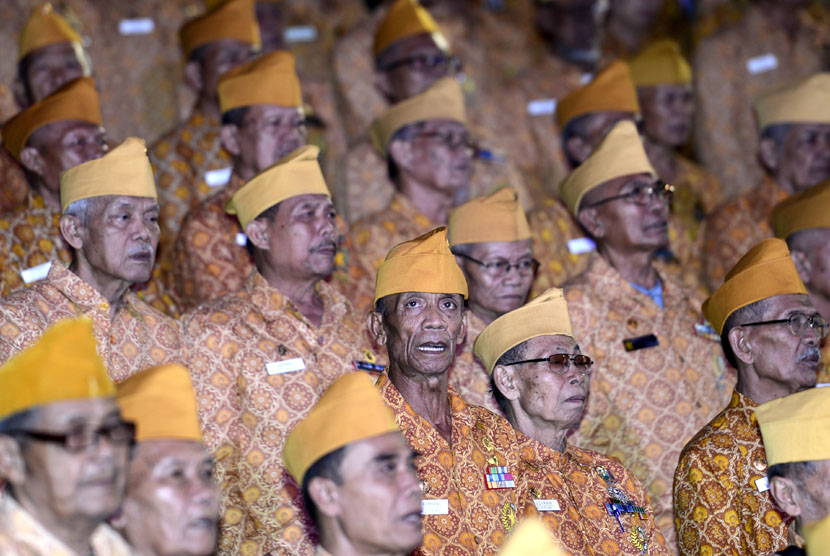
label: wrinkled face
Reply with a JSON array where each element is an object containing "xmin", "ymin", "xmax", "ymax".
[
  {"xmin": 22, "ymin": 42, "xmax": 87, "ymax": 103},
  {"xmin": 536, "ymin": 1, "xmax": 598, "ymax": 54},
  {"xmin": 638, "ymin": 83, "xmax": 694, "ymax": 147},
  {"xmin": 800, "ymin": 229, "xmax": 830, "ymax": 303},
  {"xmin": 26, "ymin": 120, "xmax": 107, "ymax": 194},
  {"xmin": 396, "ymin": 120, "xmax": 473, "ymax": 193},
  {"xmin": 234, "ymin": 104, "xmax": 307, "ymax": 174},
  {"xmin": 198, "ymin": 39, "xmax": 253, "ymax": 99},
  {"xmin": 610, "ymin": 0, "xmax": 664, "ymax": 29},
  {"xmin": 776, "ymin": 124, "xmax": 830, "ymax": 193},
  {"xmin": 123, "ymin": 440, "xmax": 219, "ymax": 556},
  {"xmin": 457, "ymin": 240, "xmax": 534, "ymax": 322},
  {"xmin": 255, "ymin": 1, "xmax": 285, "ymax": 53},
  {"xmin": 791, "ymin": 460, "xmax": 830, "ymax": 524},
  {"xmin": 378, "ymin": 34, "xmax": 451, "ymax": 102},
  {"xmin": 568, "ymin": 111, "xmax": 637, "ymax": 165}
]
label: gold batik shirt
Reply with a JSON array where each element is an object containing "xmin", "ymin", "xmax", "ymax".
[
  {"xmin": 0, "ymin": 147, "xmax": 28, "ymax": 214},
  {"xmin": 450, "ymin": 309, "xmax": 502, "ymax": 414}
]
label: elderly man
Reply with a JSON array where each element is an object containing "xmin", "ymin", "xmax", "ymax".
[
  {"xmin": 673, "ymin": 238, "xmax": 823, "ymax": 555},
  {"xmin": 560, "ymin": 120, "xmax": 734, "ymax": 547},
  {"xmin": 474, "ymin": 288, "xmax": 670, "ymax": 554},
  {"xmin": 447, "ymin": 186, "xmax": 535, "ymax": 413},
  {"xmin": 702, "ymin": 73, "xmax": 830, "ymax": 291},
  {"xmin": 184, "ymin": 145, "xmax": 381, "ymax": 556},
  {"xmin": 172, "ymin": 50, "xmax": 307, "ymax": 309},
  {"xmin": 115, "ymin": 363, "xmax": 221, "ymax": 556},
  {"xmin": 283, "ymin": 372, "xmax": 423, "ymax": 556},
  {"xmin": 368, "ymin": 226, "xmax": 530, "ymax": 555},
  {"xmin": 0, "ymin": 137, "xmax": 185, "ymax": 382},
  {"xmin": 0, "ymin": 319, "xmax": 135, "ymax": 555}
]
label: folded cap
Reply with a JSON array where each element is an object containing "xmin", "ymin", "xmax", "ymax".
[
  {"xmin": 180, "ymin": 0, "xmax": 260, "ymax": 59},
  {"xmin": 556, "ymin": 60, "xmax": 640, "ymax": 129},
  {"xmin": 226, "ymin": 145, "xmax": 329, "ymax": 229},
  {"xmin": 116, "ymin": 364, "xmax": 203, "ymax": 443},
  {"xmin": 448, "ymin": 187, "xmax": 530, "ymax": 246},
  {"xmin": 218, "ymin": 50, "xmax": 302, "ymax": 114},
  {"xmin": 498, "ymin": 519, "xmax": 563, "ymax": 556},
  {"xmin": 804, "ymin": 514, "xmax": 830, "ymax": 556},
  {"xmin": 772, "ymin": 180, "xmax": 830, "ymax": 239},
  {"xmin": 560, "ymin": 120, "xmax": 656, "ymax": 214},
  {"xmin": 19, "ymin": 3, "xmax": 83, "ymax": 61},
  {"xmin": 0, "ymin": 318, "xmax": 114, "ymax": 421},
  {"xmin": 2, "ymin": 77, "xmax": 102, "ymax": 161},
  {"xmin": 375, "ymin": 227, "xmax": 468, "ymax": 304},
  {"xmin": 373, "ymin": 0, "xmax": 448, "ymax": 58},
  {"xmin": 283, "ymin": 373, "xmax": 400, "ymax": 484},
  {"xmin": 756, "ymin": 387, "xmax": 830, "ymax": 466},
  {"xmin": 702, "ymin": 238, "xmax": 808, "ymax": 335},
  {"xmin": 754, "ymin": 73, "xmax": 830, "ymax": 131},
  {"xmin": 629, "ymin": 39, "xmax": 692, "ymax": 87},
  {"xmin": 370, "ymin": 76, "xmax": 466, "ymax": 156},
  {"xmin": 60, "ymin": 137, "xmax": 157, "ymax": 213}
]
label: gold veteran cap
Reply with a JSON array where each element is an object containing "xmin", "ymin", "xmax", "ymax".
[
  {"xmin": 555, "ymin": 60, "xmax": 640, "ymax": 129},
  {"xmin": 754, "ymin": 73, "xmax": 830, "ymax": 131},
  {"xmin": 375, "ymin": 227, "xmax": 468, "ymax": 304},
  {"xmin": 0, "ymin": 319, "xmax": 114, "ymax": 421},
  {"xmin": 756, "ymin": 387, "xmax": 830, "ymax": 466},
  {"xmin": 702, "ymin": 238, "xmax": 808, "ymax": 335},
  {"xmin": 2, "ymin": 77, "xmax": 102, "ymax": 162},
  {"xmin": 448, "ymin": 187, "xmax": 530, "ymax": 246},
  {"xmin": 804, "ymin": 514, "xmax": 830, "ymax": 556},
  {"xmin": 499, "ymin": 519, "xmax": 563, "ymax": 556},
  {"xmin": 218, "ymin": 50, "xmax": 302, "ymax": 114},
  {"xmin": 116, "ymin": 364, "xmax": 203, "ymax": 443},
  {"xmin": 370, "ymin": 76, "xmax": 466, "ymax": 156},
  {"xmin": 19, "ymin": 3, "xmax": 83, "ymax": 61},
  {"xmin": 629, "ymin": 39, "xmax": 692, "ymax": 87},
  {"xmin": 180, "ymin": 0, "xmax": 260, "ymax": 59},
  {"xmin": 226, "ymin": 145, "xmax": 329, "ymax": 229},
  {"xmin": 60, "ymin": 136, "xmax": 157, "ymax": 213},
  {"xmin": 560, "ymin": 120, "xmax": 656, "ymax": 214},
  {"xmin": 474, "ymin": 287, "xmax": 573, "ymax": 374},
  {"xmin": 772, "ymin": 180, "xmax": 830, "ymax": 239},
  {"xmin": 373, "ymin": 0, "xmax": 448, "ymax": 58},
  {"xmin": 283, "ymin": 372, "xmax": 400, "ymax": 484}
]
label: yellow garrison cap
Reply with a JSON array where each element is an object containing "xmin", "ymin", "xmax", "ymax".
[
  {"xmin": 702, "ymin": 238, "xmax": 807, "ymax": 335},
  {"xmin": 283, "ymin": 373, "xmax": 400, "ymax": 484},
  {"xmin": 218, "ymin": 50, "xmax": 302, "ymax": 114},
  {"xmin": 556, "ymin": 60, "xmax": 640, "ymax": 129},
  {"xmin": 499, "ymin": 519, "xmax": 563, "ymax": 556},
  {"xmin": 629, "ymin": 39, "xmax": 692, "ymax": 87},
  {"xmin": 19, "ymin": 3, "xmax": 83, "ymax": 61},
  {"xmin": 60, "ymin": 137, "xmax": 157, "ymax": 213},
  {"xmin": 370, "ymin": 76, "xmax": 466, "ymax": 156},
  {"xmin": 754, "ymin": 73, "xmax": 830, "ymax": 131},
  {"xmin": 0, "ymin": 319, "xmax": 114, "ymax": 421},
  {"xmin": 2, "ymin": 77, "xmax": 101, "ymax": 162},
  {"xmin": 448, "ymin": 187, "xmax": 530, "ymax": 246},
  {"xmin": 560, "ymin": 120, "xmax": 656, "ymax": 214},
  {"xmin": 474, "ymin": 288, "xmax": 572, "ymax": 374},
  {"xmin": 116, "ymin": 364, "xmax": 203, "ymax": 443},
  {"xmin": 226, "ymin": 145, "xmax": 329, "ymax": 229},
  {"xmin": 804, "ymin": 514, "xmax": 830, "ymax": 556},
  {"xmin": 375, "ymin": 227, "xmax": 468, "ymax": 304},
  {"xmin": 772, "ymin": 180, "xmax": 830, "ymax": 239},
  {"xmin": 756, "ymin": 387, "xmax": 830, "ymax": 466},
  {"xmin": 180, "ymin": 0, "xmax": 260, "ymax": 59},
  {"xmin": 373, "ymin": 0, "xmax": 448, "ymax": 58}
]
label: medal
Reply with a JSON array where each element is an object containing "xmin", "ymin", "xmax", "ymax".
[
  {"xmin": 501, "ymin": 502, "xmax": 517, "ymax": 531},
  {"xmin": 596, "ymin": 466, "xmax": 646, "ymax": 532},
  {"xmin": 486, "ymin": 466, "xmax": 516, "ymax": 489}
]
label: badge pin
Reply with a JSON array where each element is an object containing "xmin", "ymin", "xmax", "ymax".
[
  {"xmin": 485, "ymin": 466, "xmax": 516, "ymax": 489},
  {"xmin": 501, "ymin": 503, "xmax": 517, "ymax": 532},
  {"xmin": 629, "ymin": 525, "xmax": 648, "ymax": 554}
]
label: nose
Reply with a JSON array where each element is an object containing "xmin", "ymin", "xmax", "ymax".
[
  {"xmin": 422, "ymin": 302, "xmax": 448, "ymax": 330},
  {"xmin": 192, "ymin": 476, "xmax": 220, "ymax": 510},
  {"xmin": 401, "ymin": 467, "xmax": 422, "ymax": 501}
]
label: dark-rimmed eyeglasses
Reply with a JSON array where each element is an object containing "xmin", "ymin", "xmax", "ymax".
[
  {"xmin": 8, "ymin": 420, "xmax": 137, "ymax": 453},
  {"xmin": 380, "ymin": 54, "xmax": 462, "ymax": 75},
  {"xmin": 585, "ymin": 180, "xmax": 675, "ymax": 208},
  {"xmin": 740, "ymin": 312, "xmax": 829, "ymax": 339},
  {"xmin": 455, "ymin": 253, "xmax": 540, "ymax": 277},
  {"xmin": 412, "ymin": 130, "xmax": 476, "ymax": 152},
  {"xmin": 504, "ymin": 353, "xmax": 593, "ymax": 375}
]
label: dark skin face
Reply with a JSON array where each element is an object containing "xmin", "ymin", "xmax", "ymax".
[
  {"xmin": 565, "ymin": 111, "xmax": 636, "ymax": 165},
  {"xmin": 535, "ymin": 0, "xmax": 598, "ymax": 57},
  {"xmin": 761, "ymin": 124, "xmax": 830, "ymax": 194},
  {"xmin": 609, "ymin": 0, "xmax": 664, "ymax": 30},
  {"xmin": 21, "ymin": 42, "xmax": 87, "ymax": 104},
  {"xmin": 637, "ymin": 83, "xmax": 694, "ymax": 148},
  {"xmin": 186, "ymin": 39, "xmax": 253, "ymax": 101},
  {"xmin": 255, "ymin": 1, "xmax": 285, "ymax": 53},
  {"xmin": 376, "ymin": 34, "xmax": 452, "ymax": 104},
  {"xmin": 391, "ymin": 120, "xmax": 474, "ymax": 194}
]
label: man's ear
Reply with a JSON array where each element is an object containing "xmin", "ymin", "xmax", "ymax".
[
  {"xmin": 564, "ymin": 136, "xmax": 591, "ymax": 167},
  {"xmin": 307, "ymin": 476, "xmax": 342, "ymax": 518},
  {"xmin": 769, "ymin": 476, "xmax": 802, "ymax": 518},
  {"xmin": 577, "ymin": 207, "xmax": 603, "ymax": 239},
  {"xmin": 375, "ymin": 71, "xmax": 394, "ymax": 101},
  {"xmin": 758, "ymin": 136, "xmax": 780, "ymax": 173},
  {"xmin": 220, "ymin": 124, "xmax": 241, "ymax": 157},
  {"xmin": 728, "ymin": 326, "xmax": 754, "ymax": 365},
  {"xmin": 389, "ymin": 139, "xmax": 413, "ymax": 172},
  {"xmin": 59, "ymin": 214, "xmax": 84, "ymax": 250},
  {"xmin": 0, "ymin": 435, "xmax": 27, "ymax": 486},
  {"xmin": 245, "ymin": 219, "xmax": 269, "ymax": 251},
  {"xmin": 790, "ymin": 250, "xmax": 812, "ymax": 286},
  {"xmin": 493, "ymin": 365, "xmax": 520, "ymax": 403},
  {"xmin": 367, "ymin": 310, "xmax": 387, "ymax": 346},
  {"xmin": 455, "ymin": 309, "xmax": 468, "ymax": 347},
  {"xmin": 184, "ymin": 60, "xmax": 204, "ymax": 94},
  {"xmin": 19, "ymin": 146, "xmax": 45, "ymax": 176}
]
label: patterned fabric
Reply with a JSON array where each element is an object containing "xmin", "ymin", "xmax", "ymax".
[
  {"xmin": 450, "ymin": 309, "xmax": 502, "ymax": 415},
  {"xmin": 671, "ymin": 152, "xmax": 725, "ymax": 217},
  {"xmin": 673, "ymin": 390, "xmax": 791, "ymax": 556},
  {"xmin": 183, "ymin": 273, "xmax": 378, "ymax": 556},
  {"xmin": 819, "ymin": 340, "xmax": 830, "ymax": 384},
  {"xmin": 0, "ymin": 262, "xmax": 185, "ymax": 382},
  {"xmin": 0, "ymin": 492, "xmax": 135, "ymax": 556},
  {"xmin": 563, "ymin": 253, "xmax": 736, "ymax": 549},
  {"xmin": 0, "ymin": 147, "xmax": 28, "ymax": 215}
]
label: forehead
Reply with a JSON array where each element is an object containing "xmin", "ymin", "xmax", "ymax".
[
  {"xmin": 467, "ymin": 239, "xmax": 532, "ymax": 259},
  {"xmin": 787, "ymin": 122, "xmax": 830, "ymax": 137},
  {"xmin": 762, "ymin": 293, "xmax": 815, "ymax": 317},
  {"xmin": 27, "ymin": 41, "xmax": 80, "ymax": 66},
  {"xmin": 419, "ymin": 119, "xmax": 466, "ymax": 134},
  {"xmin": 594, "ymin": 172, "xmax": 653, "ymax": 197},
  {"xmin": 522, "ymin": 334, "xmax": 577, "ymax": 356},
  {"xmin": 639, "ymin": 82, "xmax": 692, "ymax": 99},
  {"xmin": 387, "ymin": 33, "xmax": 443, "ymax": 60},
  {"xmin": 32, "ymin": 120, "xmax": 102, "ymax": 147},
  {"xmin": 96, "ymin": 195, "xmax": 159, "ymax": 213},
  {"xmin": 279, "ymin": 193, "xmax": 332, "ymax": 213},
  {"xmin": 340, "ymin": 431, "xmax": 410, "ymax": 468},
  {"xmin": 134, "ymin": 439, "xmax": 210, "ymax": 466},
  {"xmin": 33, "ymin": 397, "xmax": 120, "ymax": 428},
  {"xmin": 244, "ymin": 104, "xmax": 302, "ymax": 123},
  {"xmin": 202, "ymin": 38, "xmax": 250, "ymax": 60}
]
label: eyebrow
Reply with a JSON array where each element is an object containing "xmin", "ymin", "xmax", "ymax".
[{"xmin": 373, "ymin": 452, "xmax": 398, "ymax": 464}]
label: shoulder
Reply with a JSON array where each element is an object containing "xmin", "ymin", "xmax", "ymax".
[{"xmin": 182, "ymin": 290, "xmax": 252, "ymax": 335}]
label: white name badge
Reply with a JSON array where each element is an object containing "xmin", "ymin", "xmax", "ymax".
[
  {"xmin": 205, "ymin": 167, "xmax": 232, "ymax": 188},
  {"xmin": 284, "ymin": 25, "xmax": 318, "ymax": 43},
  {"xmin": 746, "ymin": 53, "xmax": 778, "ymax": 75},
  {"xmin": 533, "ymin": 499, "xmax": 561, "ymax": 512},
  {"xmin": 119, "ymin": 18, "xmax": 155, "ymax": 36},
  {"xmin": 567, "ymin": 237, "xmax": 596, "ymax": 255},
  {"xmin": 21, "ymin": 261, "xmax": 52, "ymax": 284},
  {"xmin": 527, "ymin": 98, "xmax": 557, "ymax": 116},
  {"xmin": 421, "ymin": 499, "xmax": 449, "ymax": 515},
  {"xmin": 266, "ymin": 358, "xmax": 306, "ymax": 375},
  {"xmin": 754, "ymin": 477, "xmax": 770, "ymax": 493},
  {"xmin": 235, "ymin": 233, "xmax": 248, "ymax": 246}
]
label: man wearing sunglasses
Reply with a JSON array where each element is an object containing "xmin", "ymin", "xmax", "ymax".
[
  {"xmin": 674, "ymin": 238, "xmax": 823, "ymax": 556},
  {"xmin": 0, "ymin": 319, "xmax": 135, "ymax": 556}
]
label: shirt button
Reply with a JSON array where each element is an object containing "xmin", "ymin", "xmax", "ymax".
[
  {"xmin": 100, "ymin": 302, "xmax": 109, "ymax": 311},
  {"xmin": 627, "ymin": 318, "xmax": 638, "ymax": 330},
  {"xmin": 474, "ymin": 536, "xmax": 482, "ymax": 544}
]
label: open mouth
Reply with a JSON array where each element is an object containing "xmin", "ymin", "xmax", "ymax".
[
  {"xmin": 564, "ymin": 395, "xmax": 586, "ymax": 404},
  {"xmin": 644, "ymin": 220, "xmax": 668, "ymax": 231},
  {"xmin": 798, "ymin": 349, "xmax": 821, "ymax": 366},
  {"xmin": 128, "ymin": 250, "xmax": 152, "ymax": 262},
  {"xmin": 189, "ymin": 517, "xmax": 217, "ymax": 529},
  {"xmin": 417, "ymin": 342, "xmax": 448, "ymax": 354},
  {"xmin": 311, "ymin": 241, "xmax": 337, "ymax": 256},
  {"xmin": 402, "ymin": 509, "xmax": 423, "ymax": 525}
]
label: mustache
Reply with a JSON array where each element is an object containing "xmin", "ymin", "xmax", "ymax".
[{"xmin": 798, "ymin": 347, "xmax": 822, "ymax": 363}]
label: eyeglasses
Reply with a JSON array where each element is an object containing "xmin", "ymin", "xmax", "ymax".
[
  {"xmin": 740, "ymin": 312, "xmax": 829, "ymax": 339},
  {"xmin": 455, "ymin": 253, "xmax": 540, "ymax": 277},
  {"xmin": 413, "ymin": 130, "xmax": 476, "ymax": 152},
  {"xmin": 380, "ymin": 54, "xmax": 462, "ymax": 75},
  {"xmin": 8, "ymin": 420, "xmax": 137, "ymax": 453},
  {"xmin": 504, "ymin": 353, "xmax": 593, "ymax": 375},
  {"xmin": 585, "ymin": 180, "xmax": 675, "ymax": 208}
]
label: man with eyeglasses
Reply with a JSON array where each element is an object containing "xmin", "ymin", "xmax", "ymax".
[
  {"xmin": 474, "ymin": 288, "xmax": 670, "ymax": 554},
  {"xmin": 446, "ymin": 186, "xmax": 536, "ymax": 414},
  {"xmin": 560, "ymin": 120, "xmax": 734, "ymax": 549},
  {"xmin": 673, "ymin": 237, "xmax": 823, "ymax": 556},
  {"xmin": 0, "ymin": 318, "xmax": 135, "ymax": 556}
]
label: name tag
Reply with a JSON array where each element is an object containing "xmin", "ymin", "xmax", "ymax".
[
  {"xmin": 623, "ymin": 334, "xmax": 659, "ymax": 352},
  {"xmin": 235, "ymin": 233, "xmax": 248, "ymax": 246},
  {"xmin": 266, "ymin": 358, "xmax": 305, "ymax": 375},
  {"xmin": 746, "ymin": 53, "xmax": 778, "ymax": 75},
  {"xmin": 533, "ymin": 499, "xmax": 561, "ymax": 512},
  {"xmin": 205, "ymin": 167, "xmax": 232, "ymax": 187},
  {"xmin": 567, "ymin": 237, "xmax": 596, "ymax": 255},
  {"xmin": 21, "ymin": 261, "xmax": 52, "ymax": 284},
  {"xmin": 755, "ymin": 477, "xmax": 770, "ymax": 492},
  {"xmin": 579, "ymin": 73, "xmax": 594, "ymax": 85},
  {"xmin": 119, "ymin": 18, "xmax": 155, "ymax": 35},
  {"xmin": 284, "ymin": 25, "xmax": 317, "ymax": 43},
  {"xmin": 421, "ymin": 499, "xmax": 449, "ymax": 515},
  {"xmin": 527, "ymin": 98, "xmax": 557, "ymax": 116}
]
